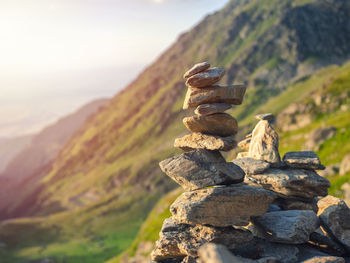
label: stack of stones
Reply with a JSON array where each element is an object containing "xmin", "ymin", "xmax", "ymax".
[{"xmin": 151, "ymin": 63, "xmax": 350, "ymax": 263}]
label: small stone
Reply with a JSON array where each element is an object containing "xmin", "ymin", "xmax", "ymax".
[
  {"xmin": 237, "ymin": 152, "xmax": 249, "ymax": 158},
  {"xmin": 238, "ymin": 137, "xmax": 251, "ymax": 151},
  {"xmin": 252, "ymin": 210, "xmax": 319, "ymax": 244},
  {"xmin": 248, "ymin": 120, "xmax": 281, "ymax": 165},
  {"xmin": 194, "ymin": 103, "xmax": 232, "ymax": 116},
  {"xmin": 198, "ymin": 243, "xmax": 277, "ymax": 263},
  {"xmin": 151, "ymin": 218, "xmax": 253, "ymax": 261},
  {"xmin": 174, "ymin": 133, "xmax": 236, "ymax": 152},
  {"xmin": 231, "ymin": 158, "xmax": 270, "ymax": 175},
  {"xmin": 183, "ymin": 85, "xmax": 246, "ymax": 109},
  {"xmin": 186, "ymin": 67, "xmax": 225, "ymax": 88},
  {"xmin": 255, "ymin": 113, "xmax": 275, "ymax": 121},
  {"xmin": 340, "ymin": 154, "xmax": 350, "ymax": 175},
  {"xmin": 183, "ymin": 62, "xmax": 210, "ymax": 79},
  {"xmin": 170, "ymin": 185, "xmax": 276, "ymax": 227},
  {"xmin": 183, "ymin": 113, "xmax": 238, "ymax": 137},
  {"xmin": 317, "ymin": 196, "xmax": 350, "ymax": 251},
  {"xmin": 245, "ymin": 168, "xmax": 330, "ymax": 199},
  {"xmin": 159, "ymin": 150, "xmax": 244, "ymax": 191},
  {"xmin": 283, "ymin": 151, "xmax": 325, "ymax": 170}
]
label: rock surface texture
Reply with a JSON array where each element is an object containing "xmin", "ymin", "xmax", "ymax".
[{"xmin": 151, "ymin": 63, "xmax": 348, "ymax": 263}]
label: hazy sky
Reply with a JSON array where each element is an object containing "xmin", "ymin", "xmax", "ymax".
[{"xmin": 0, "ymin": 0, "xmax": 229, "ymax": 138}]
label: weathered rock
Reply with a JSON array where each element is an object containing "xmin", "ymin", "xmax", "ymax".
[
  {"xmin": 276, "ymin": 198, "xmax": 318, "ymax": 213},
  {"xmin": 198, "ymin": 243, "xmax": 276, "ymax": 263},
  {"xmin": 237, "ymin": 152, "xmax": 249, "ymax": 158},
  {"xmin": 183, "ymin": 85, "xmax": 246, "ymax": 109},
  {"xmin": 317, "ymin": 196, "xmax": 350, "ymax": 251},
  {"xmin": 238, "ymin": 137, "xmax": 251, "ymax": 151},
  {"xmin": 151, "ymin": 218, "xmax": 253, "ymax": 261},
  {"xmin": 245, "ymin": 168, "xmax": 330, "ymax": 199},
  {"xmin": 170, "ymin": 185, "xmax": 276, "ymax": 227},
  {"xmin": 340, "ymin": 154, "xmax": 350, "ymax": 176},
  {"xmin": 183, "ymin": 114, "xmax": 238, "ymax": 137},
  {"xmin": 159, "ymin": 150, "xmax": 244, "ymax": 191},
  {"xmin": 248, "ymin": 120, "xmax": 281, "ymax": 165},
  {"xmin": 301, "ymin": 256, "xmax": 345, "ymax": 263},
  {"xmin": 255, "ymin": 113, "xmax": 275, "ymax": 121},
  {"xmin": 232, "ymin": 238, "xmax": 299, "ymax": 263},
  {"xmin": 283, "ymin": 151, "xmax": 325, "ymax": 170},
  {"xmin": 309, "ymin": 228, "xmax": 348, "ymax": 256},
  {"xmin": 194, "ymin": 103, "xmax": 232, "ymax": 116},
  {"xmin": 186, "ymin": 68, "xmax": 225, "ymax": 88},
  {"xmin": 183, "ymin": 62, "xmax": 210, "ymax": 79},
  {"xmin": 231, "ymin": 158, "xmax": 270, "ymax": 175},
  {"xmin": 252, "ymin": 210, "xmax": 319, "ymax": 244},
  {"xmin": 174, "ymin": 133, "xmax": 236, "ymax": 152}
]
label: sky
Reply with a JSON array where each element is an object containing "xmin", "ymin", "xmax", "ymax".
[{"xmin": 0, "ymin": 0, "xmax": 229, "ymax": 138}]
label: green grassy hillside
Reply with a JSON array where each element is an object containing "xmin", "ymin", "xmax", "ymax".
[{"xmin": 1, "ymin": 0, "xmax": 350, "ymax": 262}]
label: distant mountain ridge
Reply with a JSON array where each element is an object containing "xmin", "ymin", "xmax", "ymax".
[{"xmin": 0, "ymin": 0, "xmax": 350, "ymax": 262}]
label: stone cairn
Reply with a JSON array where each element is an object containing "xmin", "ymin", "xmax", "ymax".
[{"xmin": 151, "ymin": 62, "xmax": 350, "ymax": 263}]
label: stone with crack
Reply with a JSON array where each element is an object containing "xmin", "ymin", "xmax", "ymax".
[
  {"xmin": 170, "ymin": 185, "xmax": 276, "ymax": 227},
  {"xmin": 174, "ymin": 133, "xmax": 236, "ymax": 152},
  {"xmin": 245, "ymin": 168, "xmax": 330, "ymax": 199},
  {"xmin": 159, "ymin": 149, "xmax": 245, "ymax": 191}
]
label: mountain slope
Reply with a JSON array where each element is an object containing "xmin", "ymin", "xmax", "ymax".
[{"xmin": 1, "ymin": 0, "xmax": 350, "ymax": 262}]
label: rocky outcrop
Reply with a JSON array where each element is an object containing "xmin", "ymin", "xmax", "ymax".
[{"xmin": 151, "ymin": 63, "xmax": 349, "ymax": 263}]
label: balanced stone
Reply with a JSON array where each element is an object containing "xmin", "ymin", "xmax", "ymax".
[
  {"xmin": 183, "ymin": 113, "xmax": 238, "ymax": 136},
  {"xmin": 186, "ymin": 67, "xmax": 225, "ymax": 88},
  {"xmin": 252, "ymin": 210, "xmax": 319, "ymax": 244},
  {"xmin": 317, "ymin": 196, "xmax": 350, "ymax": 251},
  {"xmin": 231, "ymin": 158, "xmax": 270, "ymax": 175},
  {"xmin": 283, "ymin": 151, "xmax": 325, "ymax": 170},
  {"xmin": 194, "ymin": 103, "xmax": 232, "ymax": 116},
  {"xmin": 198, "ymin": 243, "xmax": 277, "ymax": 263},
  {"xmin": 255, "ymin": 113, "xmax": 275, "ymax": 121},
  {"xmin": 174, "ymin": 133, "xmax": 236, "ymax": 152},
  {"xmin": 183, "ymin": 62, "xmax": 210, "ymax": 79},
  {"xmin": 151, "ymin": 217, "xmax": 253, "ymax": 261},
  {"xmin": 159, "ymin": 149, "xmax": 245, "ymax": 191},
  {"xmin": 170, "ymin": 185, "xmax": 276, "ymax": 227},
  {"xmin": 310, "ymin": 228, "xmax": 348, "ymax": 256},
  {"xmin": 245, "ymin": 168, "xmax": 330, "ymax": 199},
  {"xmin": 248, "ymin": 120, "xmax": 281, "ymax": 165},
  {"xmin": 183, "ymin": 84, "xmax": 246, "ymax": 109}
]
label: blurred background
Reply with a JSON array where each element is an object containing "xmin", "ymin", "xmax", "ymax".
[{"xmin": 0, "ymin": 0, "xmax": 349, "ymax": 262}]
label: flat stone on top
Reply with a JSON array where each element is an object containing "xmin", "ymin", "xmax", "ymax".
[
  {"xmin": 183, "ymin": 85, "xmax": 246, "ymax": 109},
  {"xmin": 170, "ymin": 185, "xmax": 276, "ymax": 227},
  {"xmin": 183, "ymin": 113, "xmax": 238, "ymax": 137},
  {"xmin": 174, "ymin": 133, "xmax": 236, "ymax": 152},
  {"xmin": 283, "ymin": 151, "xmax": 325, "ymax": 170},
  {"xmin": 195, "ymin": 103, "xmax": 232, "ymax": 116},
  {"xmin": 186, "ymin": 67, "xmax": 225, "ymax": 88},
  {"xmin": 159, "ymin": 149, "xmax": 245, "ymax": 191},
  {"xmin": 255, "ymin": 113, "xmax": 275, "ymax": 121},
  {"xmin": 183, "ymin": 62, "xmax": 210, "ymax": 79}
]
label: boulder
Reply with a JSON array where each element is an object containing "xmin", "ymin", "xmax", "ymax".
[
  {"xmin": 248, "ymin": 120, "xmax": 280, "ymax": 165},
  {"xmin": 194, "ymin": 103, "xmax": 232, "ymax": 116},
  {"xmin": 174, "ymin": 133, "xmax": 236, "ymax": 152},
  {"xmin": 186, "ymin": 67, "xmax": 225, "ymax": 88},
  {"xmin": 317, "ymin": 196, "xmax": 350, "ymax": 251},
  {"xmin": 283, "ymin": 151, "xmax": 325, "ymax": 170},
  {"xmin": 198, "ymin": 243, "xmax": 277, "ymax": 263},
  {"xmin": 340, "ymin": 154, "xmax": 350, "ymax": 175},
  {"xmin": 151, "ymin": 218, "xmax": 253, "ymax": 261},
  {"xmin": 183, "ymin": 85, "xmax": 246, "ymax": 109},
  {"xmin": 252, "ymin": 210, "xmax": 319, "ymax": 244},
  {"xmin": 183, "ymin": 114, "xmax": 238, "ymax": 137},
  {"xmin": 159, "ymin": 150, "xmax": 244, "ymax": 191},
  {"xmin": 231, "ymin": 158, "xmax": 270, "ymax": 175},
  {"xmin": 183, "ymin": 62, "xmax": 210, "ymax": 79},
  {"xmin": 170, "ymin": 185, "xmax": 276, "ymax": 227},
  {"xmin": 245, "ymin": 168, "xmax": 330, "ymax": 199}
]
